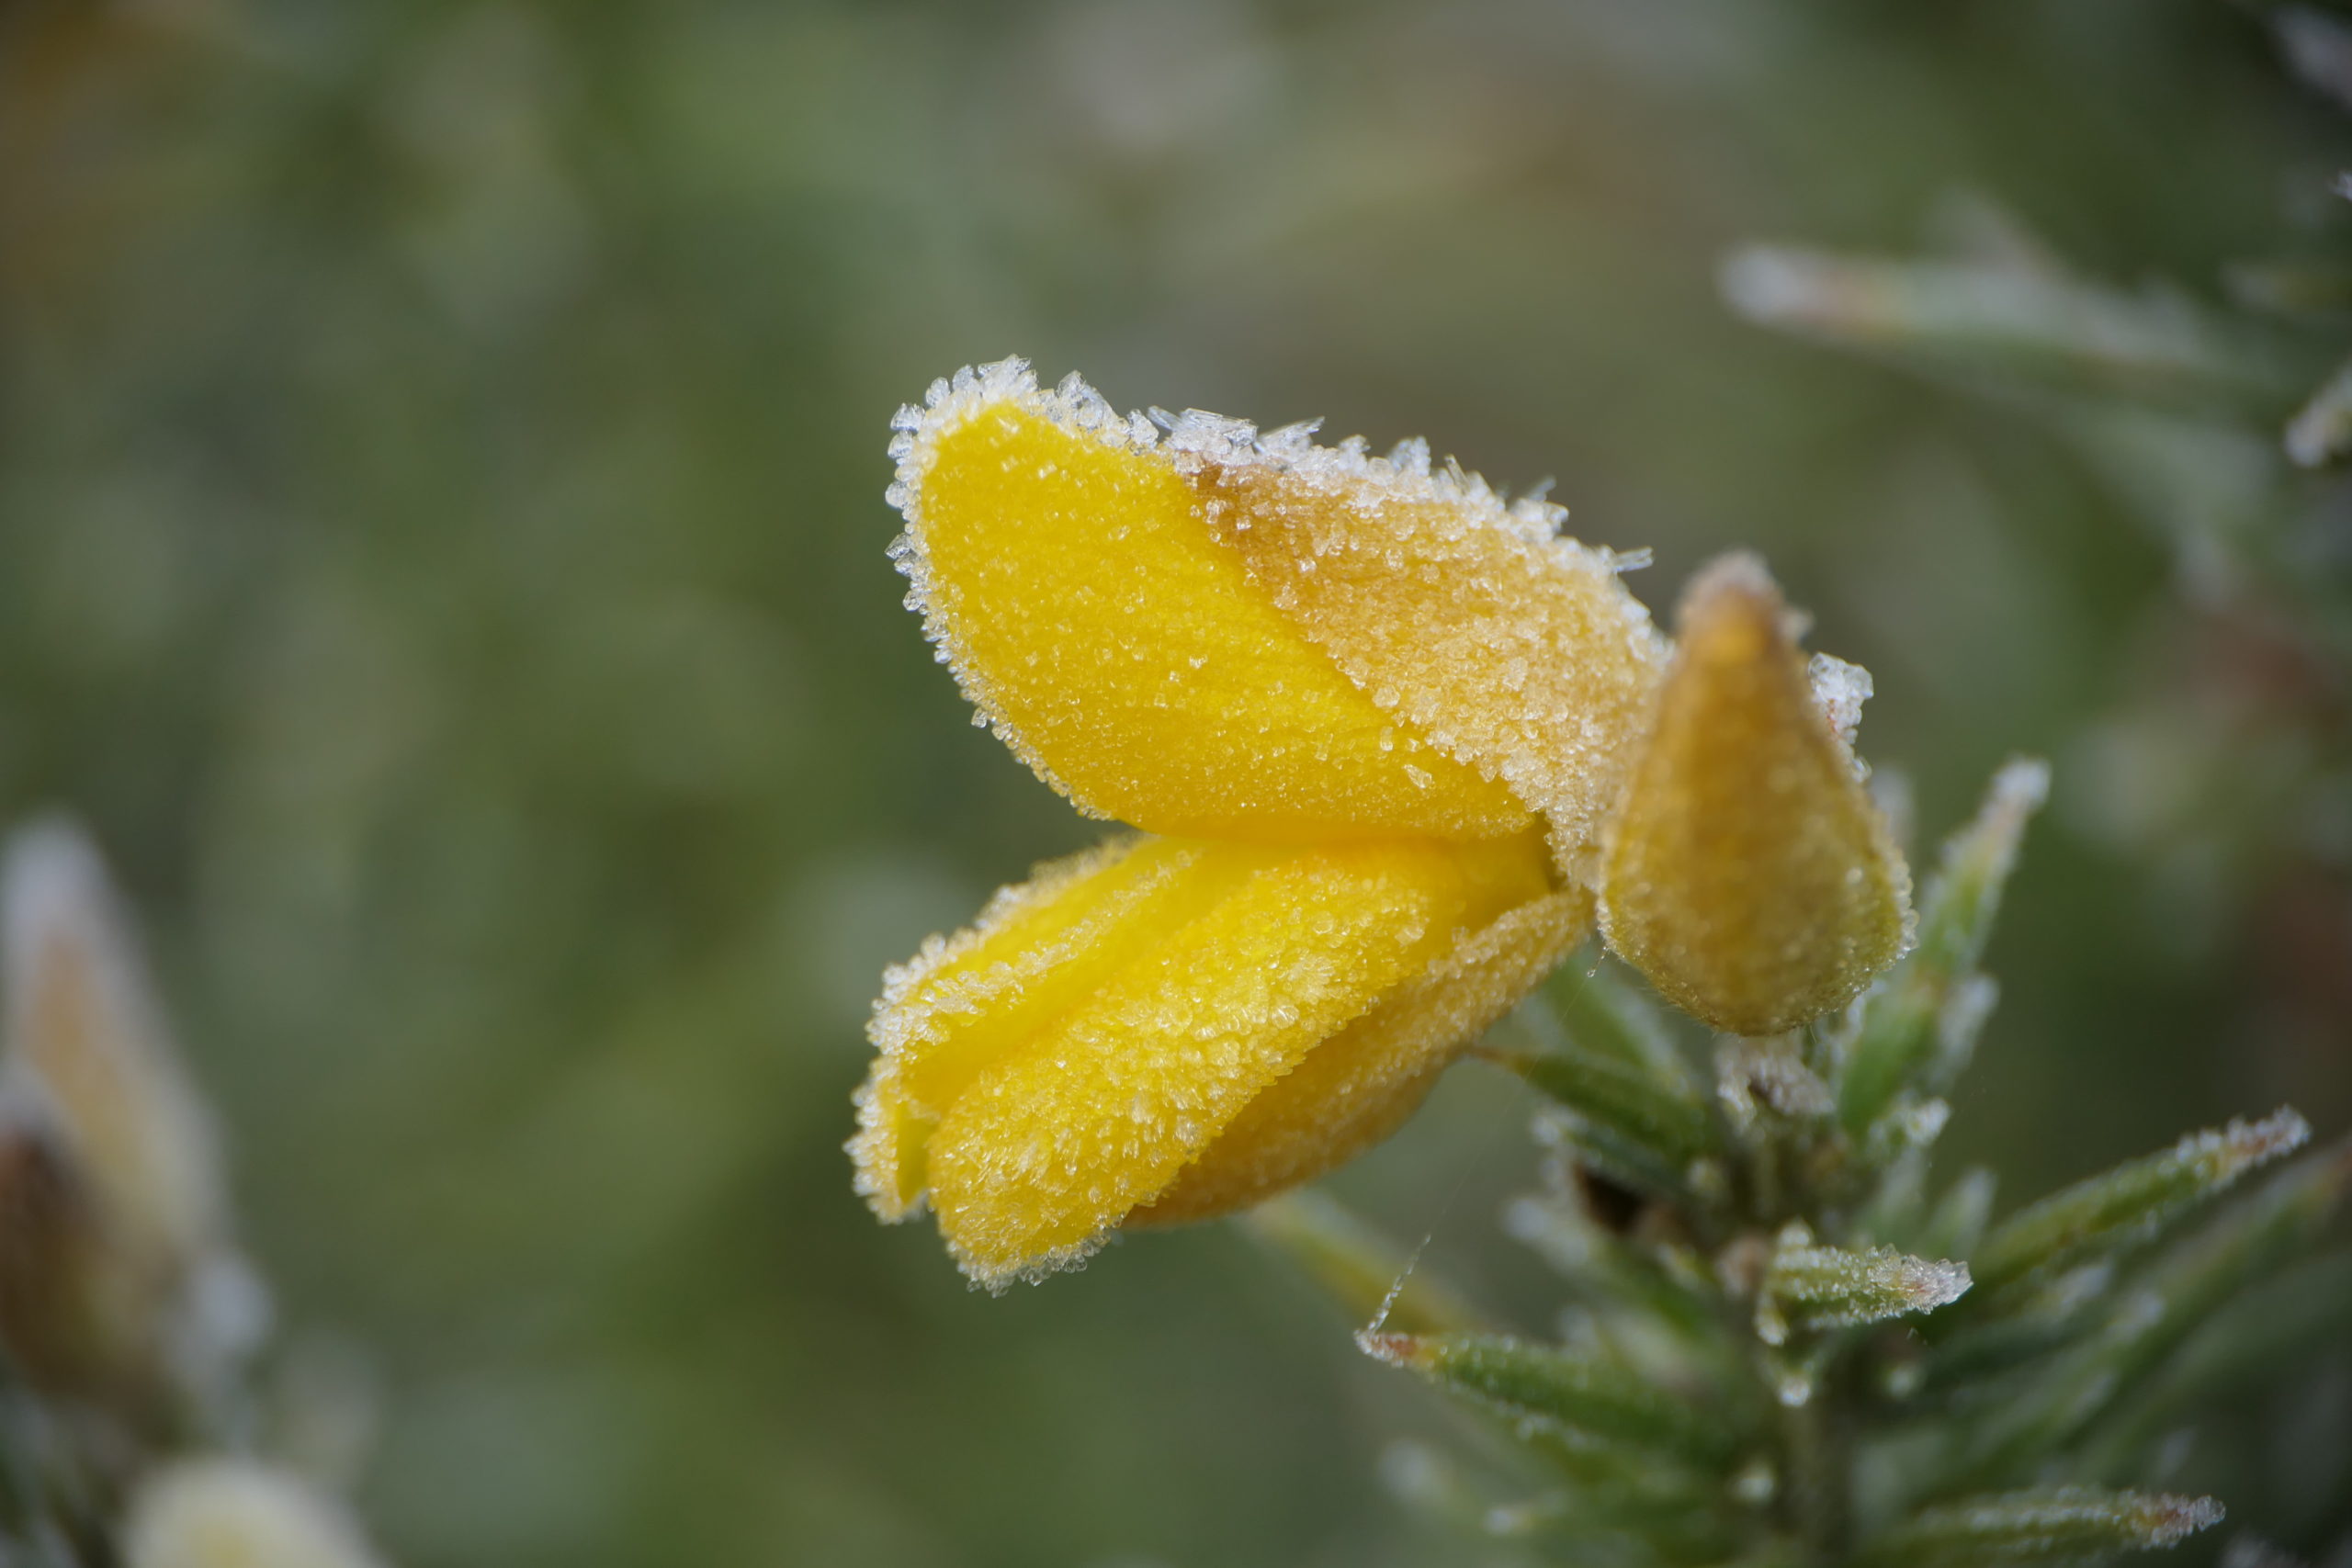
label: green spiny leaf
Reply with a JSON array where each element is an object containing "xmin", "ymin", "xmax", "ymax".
[
  {"xmin": 1529, "ymin": 1103, "xmax": 1715, "ymax": 1209},
  {"xmin": 1502, "ymin": 1192, "xmax": 1742, "ymax": 1390},
  {"xmin": 1758, "ymin": 1225, "xmax": 1973, "ymax": 1346},
  {"xmin": 1967, "ymin": 1109, "xmax": 2310, "ymax": 1296},
  {"xmin": 1917, "ymin": 1169, "xmax": 2000, "ymax": 1264},
  {"xmin": 1494, "ymin": 1435, "xmax": 1742, "ymax": 1558},
  {"xmin": 1914, "ymin": 1272, "xmax": 2111, "ymax": 1400},
  {"xmin": 1361, "ymin": 1331, "xmax": 1747, "ymax": 1472},
  {"xmin": 1858, "ymin": 1487, "xmax": 2222, "ymax": 1565},
  {"xmin": 2286, "ymin": 349, "xmax": 2352, "ymax": 467},
  {"xmin": 2227, "ymin": 254, "xmax": 2352, "ymax": 318},
  {"xmin": 1720, "ymin": 242, "xmax": 2303, "ymax": 415},
  {"xmin": 1538, "ymin": 960, "xmax": 1698, "ymax": 1090},
  {"xmin": 1841, "ymin": 760, "xmax": 2048, "ymax": 1135},
  {"xmin": 1948, "ymin": 1138, "xmax": 2352, "ymax": 1483},
  {"xmin": 1498, "ymin": 1045, "xmax": 1719, "ymax": 1175},
  {"xmin": 2078, "ymin": 1248, "xmax": 2352, "ymax": 1481}
]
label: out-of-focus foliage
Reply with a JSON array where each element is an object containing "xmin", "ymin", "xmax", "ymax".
[{"xmin": 0, "ymin": 2, "xmax": 2345, "ymax": 1565}]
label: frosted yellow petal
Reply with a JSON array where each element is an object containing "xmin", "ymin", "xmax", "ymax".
[
  {"xmin": 1139, "ymin": 886, "xmax": 1594, "ymax": 1227},
  {"xmin": 1599, "ymin": 556, "xmax": 1911, "ymax": 1036},
  {"xmin": 1168, "ymin": 415, "xmax": 1669, "ymax": 881},
  {"xmin": 851, "ymin": 835, "xmax": 1264, "ymax": 1219},
  {"xmin": 923, "ymin": 833, "xmax": 1552, "ymax": 1287},
  {"xmin": 888, "ymin": 361, "xmax": 1532, "ymax": 840}
]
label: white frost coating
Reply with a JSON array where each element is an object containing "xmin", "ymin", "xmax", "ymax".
[
  {"xmin": 1717, "ymin": 1040, "xmax": 1835, "ymax": 1132},
  {"xmin": 1806, "ymin": 651, "xmax": 1872, "ymax": 750},
  {"xmin": 1150, "ymin": 389, "xmax": 1671, "ymax": 872},
  {"xmin": 1909, "ymin": 1487, "xmax": 2222, "ymax": 1551},
  {"xmin": 1885, "ymin": 1096, "xmax": 1951, "ymax": 1150},
  {"xmin": 1894, "ymin": 1255, "xmax": 1973, "ymax": 1313},
  {"xmin": 1155, "ymin": 398, "xmax": 1585, "ymax": 547},
  {"xmin": 2180, "ymin": 1106, "xmax": 2312, "ymax": 1180}
]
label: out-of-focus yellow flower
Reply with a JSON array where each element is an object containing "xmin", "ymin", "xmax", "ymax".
[
  {"xmin": 855, "ymin": 360, "xmax": 1910, "ymax": 1285},
  {"xmin": 1599, "ymin": 556, "xmax": 1911, "ymax": 1036}
]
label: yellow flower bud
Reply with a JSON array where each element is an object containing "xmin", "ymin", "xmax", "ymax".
[
  {"xmin": 851, "ymin": 829, "xmax": 1584, "ymax": 1288},
  {"xmin": 1598, "ymin": 556, "xmax": 1912, "ymax": 1036}
]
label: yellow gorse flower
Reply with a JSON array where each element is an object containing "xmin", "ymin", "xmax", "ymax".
[{"xmin": 851, "ymin": 359, "xmax": 1910, "ymax": 1288}]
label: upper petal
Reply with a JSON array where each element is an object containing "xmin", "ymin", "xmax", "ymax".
[
  {"xmin": 888, "ymin": 362, "xmax": 1533, "ymax": 841},
  {"xmin": 1170, "ymin": 416, "xmax": 1670, "ymax": 880}
]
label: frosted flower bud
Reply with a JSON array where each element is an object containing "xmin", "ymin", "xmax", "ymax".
[
  {"xmin": 850, "ymin": 829, "xmax": 1588, "ymax": 1288},
  {"xmin": 124, "ymin": 1459, "xmax": 386, "ymax": 1568},
  {"xmin": 1599, "ymin": 556, "xmax": 1912, "ymax": 1035}
]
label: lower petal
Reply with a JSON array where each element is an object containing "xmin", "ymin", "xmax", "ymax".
[
  {"xmin": 851, "ymin": 836, "xmax": 1261, "ymax": 1219},
  {"xmin": 1139, "ymin": 886, "xmax": 1595, "ymax": 1226},
  {"xmin": 924, "ymin": 836, "xmax": 1548, "ymax": 1287}
]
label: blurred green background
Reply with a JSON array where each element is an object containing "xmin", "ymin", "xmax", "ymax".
[{"xmin": 3, "ymin": 1, "xmax": 2348, "ymax": 1563}]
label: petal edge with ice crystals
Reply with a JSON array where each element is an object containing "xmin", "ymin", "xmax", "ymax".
[{"xmin": 1170, "ymin": 413, "xmax": 1670, "ymax": 878}]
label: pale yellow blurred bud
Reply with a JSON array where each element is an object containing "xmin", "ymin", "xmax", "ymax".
[
  {"xmin": 0, "ymin": 820, "xmax": 264, "ymax": 1404},
  {"xmin": 1599, "ymin": 556, "xmax": 1911, "ymax": 1036},
  {"xmin": 123, "ymin": 1459, "xmax": 386, "ymax": 1568},
  {"xmin": 4, "ymin": 819, "xmax": 225, "ymax": 1277}
]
